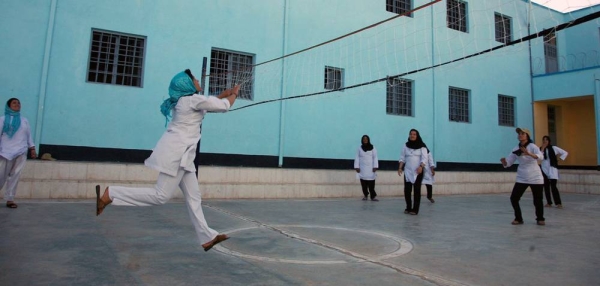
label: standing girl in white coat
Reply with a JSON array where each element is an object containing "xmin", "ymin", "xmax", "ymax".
[
  {"xmin": 0, "ymin": 98, "xmax": 37, "ymax": 208},
  {"xmin": 96, "ymin": 69, "xmax": 240, "ymax": 251},
  {"xmin": 501, "ymin": 128, "xmax": 545, "ymax": 225},
  {"xmin": 398, "ymin": 129, "xmax": 428, "ymax": 215},
  {"xmin": 539, "ymin": 135, "xmax": 568, "ymax": 208},
  {"xmin": 354, "ymin": 135, "xmax": 379, "ymax": 201},
  {"xmin": 422, "ymin": 151, "xmax": 436, "ymax": 203}
]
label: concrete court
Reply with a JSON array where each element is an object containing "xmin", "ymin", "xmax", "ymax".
[{"xmin": 1, "ymin": 193, "xmax": 599, "ymax": 286}]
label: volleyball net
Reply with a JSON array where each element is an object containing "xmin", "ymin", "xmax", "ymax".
[{"xmin": 204, "ymin": 0, "xmax": 600, "ymax": 111}]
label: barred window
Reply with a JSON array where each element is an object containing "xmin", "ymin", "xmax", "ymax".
[
  {"xmin": 544, "ymin": 32, "xmax": 558, "ymax": 73},
  {"xmin": 386, "ymin": 0, "xmax": 412, "ymax": 17},
  {"xmin": 87, "ymin": 29, "xmax": 146, "ymax": 87},
  {"xmin": 386, "ymin": 77, "xmax": 413, "ymax": 116},
  {"xmin": 209, "ymin": 49, "xmax": 254, "ymax": 100},
  {"xmin": 495, "ymin": 13, "xmax": 512, "ymax": 44},
  {"xmin": 449, "ymin": 87, "xmax": 470, "ymax": 122},
  {"xmin": 447, "ymin": 0, "xmax": 468, "ymax": 33},
  {"xmin": 324, "ymin": 66, "xmax": 344, "ymax": 90},
  {"xmin": 498, "ymin": 95, "xmax": 515, "ymax": 126}
]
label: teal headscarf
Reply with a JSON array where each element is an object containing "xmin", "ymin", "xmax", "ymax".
[
  {"xmin": 160, "ymin": 70, "xmax": 197, "ymax": 124},
  {"xmin": 3, "ymin": 100, "xmax": 21, "ymax": 138}
]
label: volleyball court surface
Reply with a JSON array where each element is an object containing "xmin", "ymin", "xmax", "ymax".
[{"xmin": 1, "ymin": 193, "xmax": 598, "ymax": 285}]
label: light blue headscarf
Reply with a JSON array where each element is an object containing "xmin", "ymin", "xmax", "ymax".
[
  {"xmin": 160, "ymin": 71, "xmax": 197, "ymax": 124},
  {"xmin": 3, "ymin": 104, "xmax": 21, "ymax": 138}
]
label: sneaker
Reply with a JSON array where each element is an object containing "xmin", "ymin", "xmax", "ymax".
[
  {"xmin": 404, "ymin": 210, "xmax": 410, "ymax": 214},
  {"xmin": 428, "ymin": 198, "xmax": 435, "ymax": 203},
  {"xmin": 544, "ymin": 204, "xmax": 552, "ymax": 207},
  {"xmin": 556, "ymin": 204, "xmax": 563, "ymax": 209},
  {"xmin": 362, "ymin": 197, "xmax": 368, "ymax": 201},
  {"xmin": 371, "ymin": 198, "xmax": 379, "ymax": 201},
  {"xmin": 537, "ymin": 221, "xmax": 546, "ymax": 226},
  {"xmin": 511, "ymin": 220, "xmax": 524, "ymax": 225}
]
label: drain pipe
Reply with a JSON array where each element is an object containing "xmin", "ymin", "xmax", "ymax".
[
  {"xmin": 278, "ymin": 0, "xmax": 289, "ymax": 167},
  {"xmin": 430, "ymin": 2, "xmax": 436, "ymax": 158},
  {"xmin": 35, "ymin": 0, "xmax": 58, "ymax": 150},
  {"xmin": 595, "ymin": 76, "xmax": 600, "ymax": 170},
  {"xmin": 527, "ymin": 0, "xmax": 536, "ymax": 138}
]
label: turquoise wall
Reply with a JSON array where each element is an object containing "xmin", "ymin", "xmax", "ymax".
[
  {"xmin": 1, "ymin": 0, "xmax": 596, "ymax": 165},
  {"xmin": 0, "ymin": 0, "xmax": 51, "ymax": 134}
]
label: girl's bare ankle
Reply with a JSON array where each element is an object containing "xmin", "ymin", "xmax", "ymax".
[{"xmin": 102, "ymin": 187, "xmax": 112, "ymax": 204}]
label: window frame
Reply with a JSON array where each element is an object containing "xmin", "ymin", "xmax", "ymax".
[
  {"xmin": 448, "ymin": 87, "xmax": 470, "ymax": 123},
  {"xmin": 86, "ymin": 28, "xmax": 147, "ymax": 87},
  {"xmin": 386, "ymin": 77, "xmax": 413, "ymax": 116},
  {"xmin": 209, "ymin": 48, "xmax": 255, "ymax": 100},
  {"xmin": 386, "ymin": 0, "xmax": 413, "ymax": 17},
  {"xmin": 324, "ymin": 66, "xmax": 344, "ymax": 90},
  {"xmin": 498, "ymin": 94, "xmax": 515, "ymax": 127},
  {"xmin": 447, "ymin": 0, "xmax": 468, "ymax": 33},
  {"xmin": 544, "ymin": 31, "xmax": 559, "ymax": 73},
  {"xmin": 494, "ymin": 13, "xmax": 512, "ymax": 44}
]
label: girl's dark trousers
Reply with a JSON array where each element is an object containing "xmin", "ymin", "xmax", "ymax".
[
  {"xmin": 404, "ymin": 173, "xmax": 424, "ymax": 214},
  {"xmin": 360, "ymin": 179, "xmax": 377, "ymax": 199},
  {"xmin": 542, "ymin": 172, "xmax": 562, "ymax": 205},
  {"xmin": 510, "ymin": 183, "xmax": 545, "ymax": 222}
]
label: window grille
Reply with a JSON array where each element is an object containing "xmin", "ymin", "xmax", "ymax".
[
  {"xmin": 386, "ymin": 0, "xmax": 412, "ymax": 16},
  {"xmin": 386, "ymin": 77, "xmax": 413, "ymax": 116},
  {"xmin": 447, "ymin": 0, "xmax": 468, "ymax": 32},
  {"xmin": 209, "ymin": 49, "xmax": 254, "ymax": 100},
  {"xmin": 495, "ymin": 13, "xmax": 512, "ymax": 44},
  {"xmin": 449, "ymin": 87, "xmax": 470, "ymax": 122},
  {"xmin": 324, "ymin": 66, "xmax": 344, "ymax": 90},
  {"xmin": 87, "ymin": 29, "xmax": 146, "ymax": 87},
  {"xmin": 498, "ymin": 95, "xmax": 515, "ymax": 126}
]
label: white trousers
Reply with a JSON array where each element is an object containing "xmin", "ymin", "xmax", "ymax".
[
  {"xmin": 0, "ymin": 153, "xmax": 27, "ymax": 202},
  {"xmin": 109, "ymin": 168, "xmax": 219, "ymax": 245}
]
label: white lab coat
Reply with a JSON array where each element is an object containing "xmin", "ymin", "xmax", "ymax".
[
  {"xmin": 422, "ymin": 151, "xmax": 436, "ymax": 185},
  {"xmin": 0, "ymin": 116, "xmax": 34, "ymax": 160},
  {"xmin": 540, "ymin": 146, "xmax": 568, "ymax": 180},
  {"xmin": 503, "ymin": 143, "xmax": 544, "ymax": 184},
  {"xmin": 0, "ymin": 115, "xmax": 34, "ymax": 202},
  {"xmin": 354, "ymin": 147, "xmax": 378, "ymax": 180},
  {"xmin": 399, "ymin": 146, "xmax": 428, "ymax": 183},
  {"xmin": 144, "ymin": 95, "xmax": 231, "ymax": 176}
]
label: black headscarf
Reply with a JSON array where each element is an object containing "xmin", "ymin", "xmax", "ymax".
[
  {"xmin": 512, "ymin": 134, "xmax": 533, "ymax": 156},
  {"xmin": 361, "ymin": 135, "xmax": 373, "ymax": 152},
  {"xmin": 541, "ymin": 136, "xmax": 558, "ymax": 167},
  {"xmin": 405, "ymin": 129, "xmax": 429, "ymax": 152}
]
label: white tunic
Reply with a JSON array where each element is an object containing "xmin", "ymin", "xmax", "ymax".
[
  {"xmin": 354, "ymin": 147, "xmax": 379, "ymax": 180},
  {"xmin": 503, "ymin": 143, "xmax": 544, "ymax": 184},
  {"xmin": 422, "ymin": 151, "xmax": 436, "ymax": 185},
  {"xmin": 144, "ymin": 95, "xmax": 231, "ymax": 176},
  {"xmin": 399, "ymin": 146, "xmax": 428, "ymax": 183},
  {"xmin": 540, "ymin": 146, "xmax": 568, "ymax": 180},
  {"xmin": 0, "ymin": 116, "xmax": 35, "ymax": 160}
]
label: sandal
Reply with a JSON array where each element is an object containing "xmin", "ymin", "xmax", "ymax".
[
  {"xmin": 6, "ymin": 201, "xmax": 17, "ymax": 208},
  {"xmin": 96, "ymin": 185, "xmax": 106, "ymax": 216},
  {"xmin": 202, "ymin": 234, "xmax": 230, "ymax": 252}
]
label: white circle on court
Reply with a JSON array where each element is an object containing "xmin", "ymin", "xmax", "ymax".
[{"xmin": 214, "ymin": 225, "xmax": 414, "ymax": 264}]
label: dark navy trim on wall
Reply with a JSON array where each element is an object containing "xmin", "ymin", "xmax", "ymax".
[
  {"xmin": 39, "ymin": 145, "xmax": 596, "ymax": 171},
  {"xmin": 40, "ymin": 144, "xmax": 151, "ymax": 163}
]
